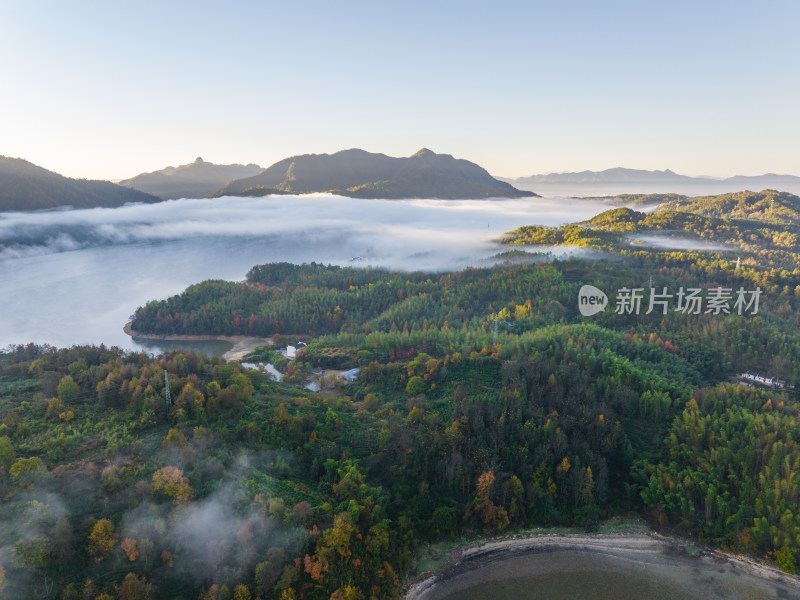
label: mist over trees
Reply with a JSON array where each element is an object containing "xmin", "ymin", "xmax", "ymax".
[{"xmin": 4, "ymin": 189, "xmax": 800, "ymax": 597}]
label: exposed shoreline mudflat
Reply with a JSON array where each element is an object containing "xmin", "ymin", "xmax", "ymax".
[
  {"xmin": 404, "ymin": 532, "xmax": 800, "ymax": 600},
  {"xmin": 123, "ymin": 322, "xmax": 272, "ymax": 361}
]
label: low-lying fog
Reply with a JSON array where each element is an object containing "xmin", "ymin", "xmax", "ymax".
[
  {"xmin": 0, "ymin": 194, "xmax": 611, "ymax": 351},
  {"xmin": 627, "ymin": 233, "xmax": 736, "ymax": 252}
]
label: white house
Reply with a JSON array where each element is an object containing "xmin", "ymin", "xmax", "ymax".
[
  {"xmin": 340, "ymin": 368, "xmax": 360, "ymax": 382},
  {"xmin": 740, "ymin": 372, "xmax": 785, "ymax": 388}
]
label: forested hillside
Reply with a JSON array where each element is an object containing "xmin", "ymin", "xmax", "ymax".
[
  {"xmin": 5, "ymin": 191, "xmax": 800, "ymax": 598},
  {"xmin": 5, "ymin": 271, "xmax": 800, "ymax": 598},
  {"xmin": 0, "ymin": 157, "xmax": 160, "ymax": 211},
  {"xmin": 611, "ymin": 190, "xmax": 800, "ymax": 225},
  {"xmin": 208, "ymin": 148, "xmax": 536, "ymax": 200}
]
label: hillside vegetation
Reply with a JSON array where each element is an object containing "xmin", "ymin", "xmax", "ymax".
[
  {"xmin": 0, "ymin": 157, "xmax": 160, "ymax": 211},
  {"xmin": 506, "ymin": 191, "xmax": 800, "ymax": 270},
  {"xmin": 6, "ymin": 253, "xmax": 800, "ymax": 597},
  {"xmin": 209, "ymin": 148, "xmax": 536, "ymax": 200},
  {"xmin": 5, "ymin": 189, "xmax": 800, "ymax": 598},
  {"xmin": 614, "ymin": 190, "xmax": 800, "ymax": 225}
]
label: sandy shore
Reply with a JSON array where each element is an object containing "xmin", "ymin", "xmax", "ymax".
[
  {"xmin": 404, "ymin": 532, "xmax": 800, "ymax": 600},
  {"xmin": 123, "ymin": 322, "xmax": 272, "ymax": 361},
  {"xmin": 222, "ymin": 337, "xmax": 275, "ymax": 361}
]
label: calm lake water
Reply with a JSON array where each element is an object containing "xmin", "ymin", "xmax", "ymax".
[
  {"xmin": 0, "ymin": 195, "xmax": 611, "ymax": 353},
  {"xmin": 415, "ymin": 544, "xmax": 800, "ymax": 600}
]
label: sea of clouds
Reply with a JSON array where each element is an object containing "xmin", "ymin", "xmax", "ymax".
[
  {"xmin": 0, "ymin": 194, "xmax": 613, "ymax": 265},
  {"xmin": 0, "ymin": 194, "xmax": 610, "ymax": 350}
]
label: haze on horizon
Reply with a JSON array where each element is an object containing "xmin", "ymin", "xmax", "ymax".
[{"xmin": 2, "ymin": 1, "xmax": 799, "ymax": 181}]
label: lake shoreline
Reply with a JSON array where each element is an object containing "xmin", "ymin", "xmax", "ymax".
[
  {"xmin": 403, "ymin": 530, "xmax": 800, "ymax": 600},
  {"xmin": 123, "ymin": 322, "xmax": 272, "ymax": 361}
]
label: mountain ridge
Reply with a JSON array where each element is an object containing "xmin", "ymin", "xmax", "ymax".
[
  {"xmin": 119, "ymin": 157, "xmax": 263, "ymax": 199},
  {"xmin": 210, "ymin": 148, "xmax": 538, "ymax": 199},
  {"xmin": 0, "ymin": 155, "xmax": 161, "ymax": 211},
  {"xmin": 505, "ymin": 167, "xmax": 800, "ymax": 187}
]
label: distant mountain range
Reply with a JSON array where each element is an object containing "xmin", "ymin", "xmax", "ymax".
[
  {"xmin": 209, "ymin": 148, "xmax": 537, "ymax": 199},
  {"xmin": 7, "ymin": 156, "xmax": 800, "ymax": 213},
  {"xmin": 502, "ymin": 167, "xmax": 800, "ymax": 196},
  {"xmin": 119, "ymin": 157, "xmax": 263, "ymax": 200},
  {"xmin": 0, "ymin": 156, "xmax": 160, "ymax": 211}
]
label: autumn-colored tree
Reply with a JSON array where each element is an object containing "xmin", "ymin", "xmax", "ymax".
[
  {"xmin": 9, "ymin": 456, "xmax": 46, "ymax": 488},
  {"xmin": 88, "ymin": 519, "xmax": 116, "ymax": 562},
  {"xmin": 471, "ymin": 471, "xmax": 510, "ymax": 531},
  {"xmin": 507, "ymin": 475, "xmax": 524, "ymax": 519},
  {"xmin": 304, "ymin": 553, "xmax": 327, "ymax": 582},
  {"xmin": 0, "ymin": 435, "xmax": 15, "ymax": 477},
  {"xmin": 45, "ymin": 397, "xmax": 65, "ymax": 420},
  {"xmin": 121, "ymin": 538, "xmax": 139, "ymax": 561},
  {"xmin": 292, "ymin": 501, "xmax": 313, "ymax": 524},
  {"xmin": 175, "ymin": 383, "xmax": 206, "ymax": 417},
  {"xmin": 117, "ymin": 572, "xmax": 153, "ymax": 600},
  {"xmin": 198, "ymin": 584, "xmax": 221, "ymax": 600},
  {"xmin": 232, "ymin": 584, "xmax": 252, "ymax": 600},
  {"xmin": 329, "ymin": 586, "xmax": 362, "ymax": 600},
  {"xmin": 162, "ymin": 428, "xmax": 187, "ymax": 449},
  {"xmin": 268, "ymin": 497, "xmax": 286, "ymax": 520},
  {"xmin": 273, "ymin": 403, "xmax": 290, "ymax": 426},
  {"xmin": 152, "ymin": 466, "xmax": 193, "ymax": 503},
  {"xmin": 360, "ymin": 393, "xmax": 379, "ymax": 412},
  {"xmin": 10, "ymin": 455, "xmax": 44, "ymax": 478}
]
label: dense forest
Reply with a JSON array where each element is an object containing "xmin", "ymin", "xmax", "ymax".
[
  {"xmin": 614, "ymin": 190, "xmax": 800, "ymax": 225},
  {"xmin": 4, "ymin": 191, "xmax": 800, "ymax": 598}
]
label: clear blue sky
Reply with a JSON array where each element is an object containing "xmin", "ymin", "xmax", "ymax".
[{"xmin": 2, "ymin": 0, "xmax": 798, "ymax": 179}]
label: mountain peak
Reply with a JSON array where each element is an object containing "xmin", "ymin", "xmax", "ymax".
[
  {"xmin": 120, "ymin": 159, "xmax": 263, "ymax": 199},
  {"xmin": 209, "ymin": 148, "xmax": 537, "ymax": 199},
  {"xmin": 411, "ymin": 148, "xmax": 436, "ymax": 159}
]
